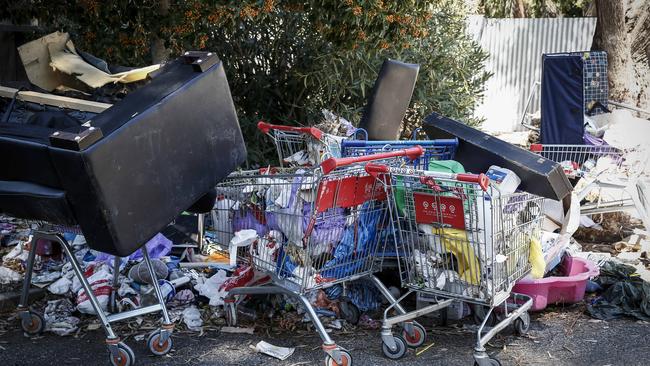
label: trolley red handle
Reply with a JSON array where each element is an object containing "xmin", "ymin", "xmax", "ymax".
[
  {"xmin": 455, "ymin": 173, "xmax": 490, "ymax": 191},
  {"xmin": 364, "ymin": 163, "xmax": 391, "ymax": 178},
  {"xmin": 321, "ymin": 146, "xmax": 424, "ymax": 175},
  {"xmin": 364, "ymin": 163, "xmax": 490, "ymax": 191},
  {"xmin": 529, "ymin": 143, "xmax": 543, "ymax": 152},
  {"xmin": 257, "ymin": 121, "xmax": 323, "ymax": 140}
]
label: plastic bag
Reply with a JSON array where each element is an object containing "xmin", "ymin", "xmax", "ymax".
[
  {"xmin": 94, "ymin": 233, "xmax": 172, "ymax": 264},
  {"xmin": 320, "ymin": 202, "xmax": 384, "ymax": 279},
  {"xmin": 76, "ymin": 263, "xmax": 112, "ymax": 314},
  {"xmin": 194, "ymin": 270, "xmax": 228, "ymax": 306},
  {"xmin": 182, "ymin": 306, "xmax": 203, "ymax": 331},
  {"xmin": 528, "ymin": 236, "xmax": 545, "ymax": 279}
]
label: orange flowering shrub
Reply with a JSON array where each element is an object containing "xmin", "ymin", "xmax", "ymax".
[{"xmin": 4, "ymin": 0, "xmax": 489, "ymax": 164}]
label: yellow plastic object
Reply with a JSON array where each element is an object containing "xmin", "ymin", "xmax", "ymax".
[
  {"xmin": 439, "ymin": 228, "xmax": 481, "ymax": 285},
  {"xmin": 528, "ymin": 236, "xmax": 545, "ymax": 279},
  {"xmin": 420, "ymin": 224, "xmax": 481, "ymax": 285}
]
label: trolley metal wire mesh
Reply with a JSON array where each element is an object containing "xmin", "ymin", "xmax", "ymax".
[
  {"xmin": 213, "ymin": 150, "xmax": 424, "ymax": 294},
  {"xmin": 530, "ymin": 143, "xmax": 624, "ymax": 178},
  {"xmin": 376, "ymin": 167, "xmax": 544, "ymax": 306}
]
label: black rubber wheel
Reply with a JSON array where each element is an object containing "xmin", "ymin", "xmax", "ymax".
[
  {"xmin": 20, "ymin": 311, "xmax": 45, "ymax": 336},
  {"xmin": 147, "ymin": 330, "xmax": 173, "ymax": 356},
  {"xmin": 402, "ymin": 322, "xmax": 426, "ymax": 348},
  {"xmin": 224, "ymin": 303, "xmax": 237, "ymax": 326},
  {"xmin": 474, "ymin": 357, "xmax": 502, "ymax": 366},
  {"xmin": 381, "ymin": 335, "xmax": 407, "ymax": 360},
  {"xmin": 471, "ymin": 305, "xmax": 497, "ymax": 327},
  {"xmin": 514, "ymin": 313, "xmax": 530, "ymax": 336},
  {"xmin": 339, "ymin": 299, "xmax": 360, "ymax": 325},
  {"xmin": 109, "ymin": 343, "xmax": 135, "ymax": 366},
  {"xmin": 325, "ymin": 348, "xmax": 353, "ymax": 366}
]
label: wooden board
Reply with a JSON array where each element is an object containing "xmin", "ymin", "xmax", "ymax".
[{"xmin": 0, "ymin": 86, "xmax": 112, "ymax": 113}]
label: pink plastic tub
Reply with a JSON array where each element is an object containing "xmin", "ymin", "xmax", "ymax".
[{"xmin": 513, "ymin": 256, "xmax": 599, "ymax": 311}]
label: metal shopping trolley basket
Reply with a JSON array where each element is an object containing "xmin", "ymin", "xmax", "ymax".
[
  {"xmin": 530, "ymin": 143, "xmax": 649, "ymax": 229},
  {"xmin": 366, "ymin": 164, "xmax": 544, "ymax": 365},
  {"xmin": 341, "ymin": 128, "xmax": 459, "ymax": 169},
  {"xmin": 215, "ymin": 147, "xmax": 425, "ymax": 366},
  {"xmin": 258, "ymin": 121, "xmax": 344, "ymax": 167}
]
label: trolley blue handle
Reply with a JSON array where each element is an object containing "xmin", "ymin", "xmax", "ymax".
[{"xmin": 341, "ymin": 138, "xmax": 458, "ymax": 148}]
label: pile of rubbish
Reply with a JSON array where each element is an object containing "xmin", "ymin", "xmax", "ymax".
[{"xmin": 0, "ymin": 213, "xmax": 385, "ymax": 339}]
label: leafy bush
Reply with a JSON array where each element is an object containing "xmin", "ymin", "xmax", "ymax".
[{"xmin": 3, "ymin": 1, "xmax": 490, "ymax": 165}]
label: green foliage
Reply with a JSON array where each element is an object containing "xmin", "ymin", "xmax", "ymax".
[
  {"xmin": 3, "ymin": 0, "xmax": 490, "ymax": 165},
  {"xmin": 479, "ymin": 0, "xmax": 591, "ymax": 18}
]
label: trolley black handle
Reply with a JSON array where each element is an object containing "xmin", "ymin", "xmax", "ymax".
[
  {"xmin": 257, "ymin": 121, "xmax": 324, "ymax": 140},
  {"xmin": 320, "ymin": 146, "xmax": 424, "ymax": 175}
]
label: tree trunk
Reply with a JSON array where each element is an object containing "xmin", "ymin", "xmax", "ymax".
[
  {"xmin": 151, "ymin": 0, "xmax": 170, "ymax": 64},
  {"xmin": 591, "ymin": 0, "xmax": 634, "ymax": 103},
  {"xmin": 592, "ymin": 0, "xmax": 650, "ymax": 110}
]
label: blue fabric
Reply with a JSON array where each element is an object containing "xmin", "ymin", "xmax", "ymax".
[
  {"xmin": 320, "ymin": 201, "xmax": 384, "ymax": 279},
  {"xmin": 541, "ymin": 53, "xmax": 585, "ymax": 144}
]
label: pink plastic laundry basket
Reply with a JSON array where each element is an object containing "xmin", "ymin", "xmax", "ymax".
[{"xmin": 513, "ymin": 256, "xmax": 599, "ymax": 311}]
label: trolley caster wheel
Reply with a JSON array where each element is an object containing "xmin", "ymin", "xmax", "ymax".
[
  {"xmin": 325, "ymin": 348, "xmax": 353, "ymax": 366},
  {"xmin": 109, "ymin": 342, "xmax": 135, "ymax": 366},
  {"xmin": 381, "ymin": 335, "xmax": 407, "ymax": 360},
  {"xmin": 224, "ymin": 302, "xmax": 237, "ymax": 326},
  {"xmin": 147, "ymin": 329, "xmax": 173, "ymax": 356},
  {"xmin": 402, "ymin": 322, "xmax": 426, "ymax": 348},
  {"xmin": 339, "ymin": 299, "xmax": 360, "ymax": 325},
  {"xmin": 474, "ymin": 357, "xmax": 502, "ymax": 366},
  {"xmin": 20, "ymin": 311, "xmax": 45, "ymax": 336},
  {"xmin": 514, "ymin": 312, "xmax": 530, "ymax": 336}
]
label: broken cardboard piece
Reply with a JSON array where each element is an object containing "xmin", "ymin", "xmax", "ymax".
[
  {"xmin": 17, "ymin": 31, "xmax": 89, "ymax": 91},
  {"xmin": 423, "ymin": 112, "xmax": 572, "ymax": 200},
  {"xmin": 48, "ymin": 38, "xmax": 160, "ymax": 88},
  {"xmin": 18, "ymin": 31, "xmax": 160, "ymax": 91}
]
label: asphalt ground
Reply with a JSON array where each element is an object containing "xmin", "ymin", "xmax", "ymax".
[{"xmin": 1, "ymin": 302, "xmax": 648, "ymax": 366}]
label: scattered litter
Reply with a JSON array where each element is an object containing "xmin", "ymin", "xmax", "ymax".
[
  {"xmin": 254, "ymin": 340, "xmax": 295, "ymax": 360},
  {"xmin": 416, "ymin": 342, "xmax": 436, "ymax": 356},
  {"xmin": 0, "ymin": 266, "xmax": 21, "ymax": 284},
  {"xmin": 182, "ymin": 306, "xmax": 203, "ymax": 331},
  {"xmin": 221, "ymin": 326, "xmax": 254, "ymax": 334},
  {"xmin": 44, "ymin": 299, "xmax": 80, "ymax": 336}
]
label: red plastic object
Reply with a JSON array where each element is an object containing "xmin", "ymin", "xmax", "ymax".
[
  {"xmin": 529, "ymin": 143, "xmax": 543, "ymax": 152},
  {"xmin": 513, "ymin": 256, "xmax": 599, "ymax": 311},
  {"xmin": 457, "ymin": 173, "xmax": 489, "ymax": 191},
  {"xmin": 257, "ymin": 121, "xmax": 323, "ymax": 140}
]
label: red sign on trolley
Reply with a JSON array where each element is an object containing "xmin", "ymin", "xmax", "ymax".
[
  {"xmin": 316, "ymin": 175, "xmax": 386, "ymax": 212},
  {"xmin": 413, "ymin": 192, "xmax": 465, "ymax": 229}
]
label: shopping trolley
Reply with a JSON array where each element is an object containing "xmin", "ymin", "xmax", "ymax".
[
  {"xmin": 216, "ymin": 147, "xmax": 426, "ymax": 366},
  {"xmin": 366, "ymin": 164, "xmax": 543, "ymax": 365},
  {"xmin": 341, "ymin": 130, "xmax": 460, "ymax": 260},
  {"xmin": 530, "ymin": 143, "xmax": 648, "ymax": 229},
  {"xmin": 341, "ymin": 128, "xmax": 459, "ymax": 169},
  {"xmin": 258, "ymin": 121, "xmax": 344, "ymax": 167}
]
